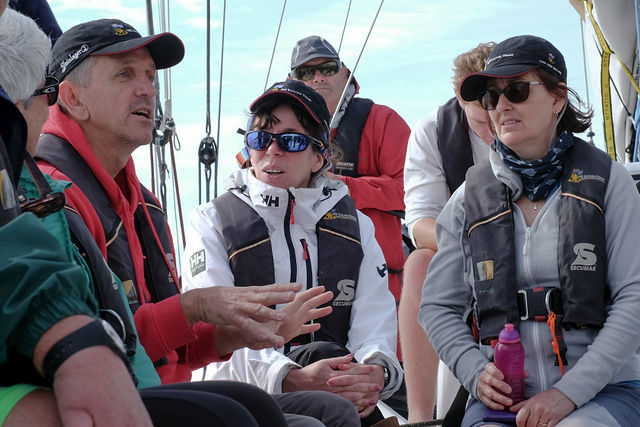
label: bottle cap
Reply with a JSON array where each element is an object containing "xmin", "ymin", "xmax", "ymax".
[{"xmin": 498, "ymin": 323, "xmax": 521, "ymax": 343}]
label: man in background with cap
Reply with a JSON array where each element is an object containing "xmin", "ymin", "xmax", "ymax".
[{"xmin": 288, "ymin": 36, "xmax": 410, "ymax": 308}]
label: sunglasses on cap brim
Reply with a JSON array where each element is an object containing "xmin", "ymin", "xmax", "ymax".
[
  {"xmin": 479, "ymin": 81, "xmax": 543, "ymax": 110},
  {"xmin": 244, "ymin": 130, "xmax": 326, "ymax": 153},
  {"xmin": 291, "ymin": 61, "xmax": 341, "ymax": 82}
]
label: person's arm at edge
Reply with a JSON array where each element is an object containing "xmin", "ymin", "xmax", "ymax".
[
  {"xmin": 32, "ymin": 315, "xmax": 152, "ymax": 427},
  {"xmin": 418, "ymin": 186, "xmax": 488, "ymax": 400}
]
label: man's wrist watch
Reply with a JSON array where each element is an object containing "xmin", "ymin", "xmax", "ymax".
[
  {"xmin": 382, "ymin": 365, "xmax": 390, "ymax": 388},
  {"xmin": 42, "ymin": 319, "xmax": 131, "ymax": 383}
]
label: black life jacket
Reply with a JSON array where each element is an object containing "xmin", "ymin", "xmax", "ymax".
[
  {"xmin": 213, "ymin": 190, "xmax": 363, "ymax": 346},
  {"xmin": 36, "ymin": 134, "xmax": 179, "ymax": 316},
  {"xmin": 436, "ymin": 97, "xmax": 475, "ymax": 193},
  {"xmin": 332, "ymin": 97, "xmax": 373, "ymax": 178},
  {"xmin": 464, "ymin": 138, "xmax": 610, "ymax": 343}
]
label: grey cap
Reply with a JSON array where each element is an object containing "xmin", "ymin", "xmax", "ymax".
[{"xmin": 290, "ymin": 36, "xmax": 339, "ymax": 69}]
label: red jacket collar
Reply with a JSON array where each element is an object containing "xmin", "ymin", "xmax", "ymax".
[{"xmin": 42, "ymin": 104, "xmax": 142, "ymax": 210}]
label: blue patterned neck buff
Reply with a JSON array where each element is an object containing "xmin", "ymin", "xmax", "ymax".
[{"xmin": 492, "ymin": 130, "xmax": 574, "ymax": 201}]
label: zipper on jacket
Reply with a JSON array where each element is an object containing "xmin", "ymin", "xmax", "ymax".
[
  {"xmin": 284, "ymin": 191, "xmax": 297, "ymax": 282},
  {"xmin": 300, "ymin": 239, "xmax": 312, "ymax": 288},
  {"xmin": 300, "ymin": 238, "xmax": 315, "ymax": 342}
]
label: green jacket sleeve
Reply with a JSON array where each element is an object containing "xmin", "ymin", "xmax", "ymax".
[{"xmin": 0, "ymin": 213, "xmax": 97, "ymax": 363}]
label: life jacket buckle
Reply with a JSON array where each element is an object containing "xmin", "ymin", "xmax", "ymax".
[{"xmin": 517, "ymin": 287, "xmax": 562, "ymax": 321}]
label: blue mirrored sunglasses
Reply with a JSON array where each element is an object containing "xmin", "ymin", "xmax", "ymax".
[{"xmin": 245, "ymin": 130, "xmax": 325, "ymax": 153}]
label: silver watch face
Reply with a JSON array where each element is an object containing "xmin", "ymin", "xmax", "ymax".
[{"xmin": 100, "ymin": 319, "xmax": 126, "ymax": 353}]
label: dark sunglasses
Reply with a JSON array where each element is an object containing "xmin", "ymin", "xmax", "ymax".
[
  {"xmin": 245, "ymin": 130, "xmax": 325, "ymax": 153},
  {"xmin": 19, "ymin": 155, "xmax": 66, "ymax": 218},
  {"xmin": 20, "ymin": 191, "xmax": 66, "ymax": 218},
  {"xmin": 292, "ymin": 61, "xmax": 341, "ymax": 82},
  {"xmin": 479, "ymin": 81, "xmax": 543, "ymax": 110},
  {"xmin": 31, "ymin": 76, "xmax": 59, "ymax": 106}
]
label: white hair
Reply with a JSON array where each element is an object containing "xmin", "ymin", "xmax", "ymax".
[{"xmin": 0, "ymin": 8, "xmax": 51, "ymax": 104}]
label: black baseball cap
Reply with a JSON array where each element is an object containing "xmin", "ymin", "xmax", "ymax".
[
  {"xmin": 250, "ymin": 80, "xmax": 331, "ymax": 135},
  {"xmin": 290, "ymin": 36, "xmax": 340, "ymax": 69},
  {"xmin": 50, "ymin": 19, "xmax": 184, "ymax": 82},
  {"xmin": 460, "ymin": 35, "xmax": 566, "ymax": 102}
]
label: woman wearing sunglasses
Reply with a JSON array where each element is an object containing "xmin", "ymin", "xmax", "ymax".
[
  {"xmin": 419, "ymin": 35, "xmax": 640, "ymax": 427},
  {"xmin": 182, "ymin": 80, "xmax": 402, "ymax": 426}
]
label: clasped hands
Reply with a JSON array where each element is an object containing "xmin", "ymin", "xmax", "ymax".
[{"xmin": 283, "ymin": 355, "xmax": 385, "ymax": 418}]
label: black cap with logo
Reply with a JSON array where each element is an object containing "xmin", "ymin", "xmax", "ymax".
[
  {"xmin": 50, "ymin": 19, "xmax": 184, "ymax": 81},
  {"xmin": 250, "ymin": 80, "xmax": 331, "ymax": 135},
  {"xmin": 460, "ymin": 35, "xmax": 566, "ymax": 102}
]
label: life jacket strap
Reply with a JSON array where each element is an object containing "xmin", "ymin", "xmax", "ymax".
[
  {"xmin": 517, "ymin": 287, "xmax": 563, "ymax": 321},
  {"xmin": 517, "ymin": 287, "xmax": 568, "ymax": 368}
]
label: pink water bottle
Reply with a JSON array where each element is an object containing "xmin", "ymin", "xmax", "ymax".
[{"xmin": 493, "ymin": 323, "xmax": 525, "ymax": 405}]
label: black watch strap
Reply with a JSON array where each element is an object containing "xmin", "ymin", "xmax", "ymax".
[{"xmin": 42, "ymin": 319, "xmax": 132, "ymax": 384}]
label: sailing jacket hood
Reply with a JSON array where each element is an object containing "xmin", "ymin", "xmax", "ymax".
[{"xmin": 182, "ymin": 168, "xmax": 402, "ymax": 397}]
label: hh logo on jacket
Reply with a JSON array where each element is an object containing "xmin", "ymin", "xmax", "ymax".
[{"xmin": 190, "ymin": 250, "xmax": 206, "ymax": 276}]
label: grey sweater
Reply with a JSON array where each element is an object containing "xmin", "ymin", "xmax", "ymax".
[{"xmin": 419, "ymin": 148, "xmax": 640, "ymax": 408}]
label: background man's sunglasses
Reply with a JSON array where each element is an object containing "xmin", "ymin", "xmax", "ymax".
[
  {"xmin": 245, "ymin": 130, "xmax": 325, "ymax": 152},
  {"xmin": 32, "ymin": 76, "xmax": 59, "ymax": 106},
  {"xmin": 479, "ymin": 81, "xmax": 543, "ymax": 110},
  {"xmin": 292, "ymin": 61, "xmax": 341, "ymax": 82}
]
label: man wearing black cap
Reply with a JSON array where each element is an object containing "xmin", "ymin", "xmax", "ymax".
[
  {"xmin": 288, "ymin": 35, "xmax": 410, "ymax": 307},
  {"xmin": 0, "ymin": 8, "xmax": 152, "ymax": 426},
  {"xmin": 35, "ymin": 18, "xmax": 322, "ymax": 387},
  {"xmin": 33, "ymin": 17, "xmax": 345, "ymax": 427}
]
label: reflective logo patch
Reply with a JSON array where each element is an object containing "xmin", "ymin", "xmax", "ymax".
[
  {"xmin": 190, "ymin": 250, "xmax": 206, "ymax": 276},
  {"xmin": 333, "ymin": 279, "xmax": 355, "ymax": 307},
  {"xmin": 475, "ymin": 260, "xmax": 494, "ymax": 281},
  {"xmin": 571, "ymin": 243, "xmax": 597, "ymax": 271},
  {"xmin": 0, "ymin": 169, "xmax": 17, "ymax": 210},
  {"xmin": 122, "ymin": 279, "xmax": 138, "ymax": 305}
]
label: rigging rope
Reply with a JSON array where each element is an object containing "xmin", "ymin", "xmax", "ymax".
[
  {"xmin": 198, "ymin": 0, "xmax": 218, "ymax": 204},
  {"xmin": 584, "ymin": 0, "xmax": 618, "ymax": 160},
  {"xmin": 337, "ymin": 0, "xmax": 353, "ymax": 54},
  {"xmin": 330, "ymin": 0, "xmax": 385, "ymax": 129},
  {"xmin": 584, "ymin": 0, "xmax": 640, "ymax": 161},
  {"xmin": 264, "ymin": 0, "xmax": 288, "ymax": 91},
  {"xmin": 633, "ymin": 0, "xmax": 640, "ymax": 162},
  {"xmin": 579, "ymin": 14, "xmax": 595, "ymax": 145},
  {"xmin": 213, "ymin": 0, "xmax": 226, "ymax": 198},
  {"xmin": 145, "ymin": 0, "xmax": 186, "ymax": 254}
]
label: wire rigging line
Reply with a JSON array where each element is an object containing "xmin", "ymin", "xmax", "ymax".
[
  {"xmin": 337, "ymin": 0, "xmax": 353, "ymax": 54},
  {"xmin": 213, "ymin": 0, "xmax": 226, "ymax": 198},
  {"xmin": 579, "ymin": 10, "xmax": 595, "ymax": 145},
  {"xmin": 264, "ymin": 0, "xmax": 288, "ymax": 91},
  {"xmin": 330, "ymin": 0, "xmax": 385, "ymax": 129},
  {"xmin": 198, "ymin": 0, "xmax": 218, "ymax": 204}
]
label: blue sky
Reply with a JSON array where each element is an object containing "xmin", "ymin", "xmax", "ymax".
[{"xmin": 48, "ymin": 0, "xmax": 596, "ymax": 253}]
